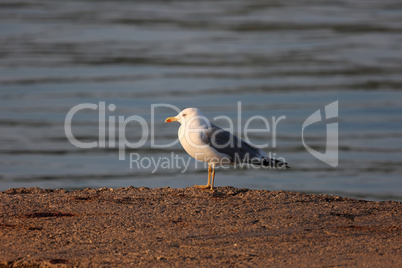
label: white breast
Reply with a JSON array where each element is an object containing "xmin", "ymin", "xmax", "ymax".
[{"xmin": 178, "ymin": 125, "xmax": 231, "ymax": 165}]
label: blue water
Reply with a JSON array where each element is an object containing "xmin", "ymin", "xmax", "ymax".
[{"xmin": 1, "ymin": 0, "xmax": 402, "ymax": 201}]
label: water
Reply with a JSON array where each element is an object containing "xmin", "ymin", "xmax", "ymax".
[{"xmin": 1, "ymin": 0, "xmax": 402, "ymax": 201}]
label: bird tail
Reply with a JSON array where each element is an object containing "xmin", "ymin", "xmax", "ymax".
[{"xmin": 261, "ymin": 158, "xmax": 289, "ymax": 169}]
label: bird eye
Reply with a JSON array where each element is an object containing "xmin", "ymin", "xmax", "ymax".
[{"xmin": 182, "ymin": 113, "xmax": 186, "ymax": 117}]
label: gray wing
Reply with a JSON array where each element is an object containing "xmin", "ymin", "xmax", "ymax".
[{"xmin": 201, "ymin": 123, "xmax": 265, "ymax": 164}]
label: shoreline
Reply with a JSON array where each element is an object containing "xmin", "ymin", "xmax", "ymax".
[{"xmin": 1, "ymin": 186, "xmax": 401, "ymax": 267}]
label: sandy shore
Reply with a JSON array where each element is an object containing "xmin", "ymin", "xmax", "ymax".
[{"xmin": 0, "ymin": 186, "xmax": 401, "ymax": 267}]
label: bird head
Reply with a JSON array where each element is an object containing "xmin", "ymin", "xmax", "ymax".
[{"xmin": 165, "ymin": 108, "xmax": 204, "ymax": 125}]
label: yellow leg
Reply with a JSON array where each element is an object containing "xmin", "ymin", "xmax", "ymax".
[
  {"xmin": 210, "ymin": 166, "xmax": 215, "ymax": 191},
  {"xmin": 194, "ymin": 165, "xmax": 212, "ymax": 189}
]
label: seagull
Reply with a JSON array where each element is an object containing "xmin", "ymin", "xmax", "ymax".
[{"xmin": 165, "ymin": 108, "xmax": 289, "ymax": 190}]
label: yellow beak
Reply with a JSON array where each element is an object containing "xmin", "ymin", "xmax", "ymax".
[{"xmin": 165, "ymin": 117, "xmax": 178, "ymax": 123}]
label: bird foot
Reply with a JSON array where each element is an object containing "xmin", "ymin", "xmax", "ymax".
[{"xmin": 194, "ymin": 185, "xmax": 213, "ymax": 190}]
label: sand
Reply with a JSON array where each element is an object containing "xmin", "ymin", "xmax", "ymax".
[{"xmin": 0, "ymin": 186, "xmax": 401, "ymax": 267}]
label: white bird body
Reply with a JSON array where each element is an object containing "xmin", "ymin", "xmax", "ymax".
[{"xmin": 178, "ymin": 121, "xmax": 231, "ymax": 166}]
